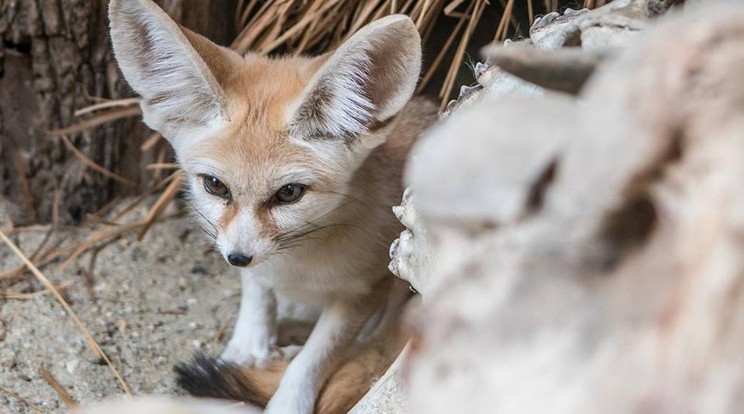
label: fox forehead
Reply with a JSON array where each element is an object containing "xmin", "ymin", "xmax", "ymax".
[
  {"xmin": 186, "ymin": 135, "xmax": 333, "ymax": 195},
  {"xmin": 183, "ymin": 54, "xmax": 339, "ymax": 195},
  {"xmin": 222, "ymin": 53, "xmax": 324, "ymax": 120}
]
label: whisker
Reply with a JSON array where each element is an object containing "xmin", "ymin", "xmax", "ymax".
[
  {"xmin": 272, "ymin": 188, "xmax": 387, "ymax": 254},
  {"xmin": 185, "ymin": 199, "xmax": 218, "ymax": 233},
  {"xmin": 316, "ymin": 189, "xmax": 377, "ymax": 212},
  {"xmin": 276, "ymin": 224, "xmax": 347, "ymax": 246},
  {"xmin": 276, "ymin": 189, "xmax": 380, "ymax": 242},
  {"xmin": 200, "ymin": 226, "xmax": 217, "ymax": 240}
]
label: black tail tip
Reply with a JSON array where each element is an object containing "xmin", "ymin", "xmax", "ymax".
[{"xmin": 174, "ymin": 353, "xmax": 243, "ymax": 401}]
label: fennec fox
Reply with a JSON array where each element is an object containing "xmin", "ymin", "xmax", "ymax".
[{"xmin": 109, "ymin": 0, "xmax": 436, "ymax": 412}]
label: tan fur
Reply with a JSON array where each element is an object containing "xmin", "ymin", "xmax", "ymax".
[
  {"xmin": 249, "ymin": 329, "xmax": 405, "ymax": 414},
  {"xmin": 218, "ymin": 203, "xmax": 239, "ymax": 230}
]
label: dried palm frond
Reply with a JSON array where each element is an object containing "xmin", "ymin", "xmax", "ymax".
[{"xmin": 228, "ymin": 0, "xmax": 583, "ymax": 106}]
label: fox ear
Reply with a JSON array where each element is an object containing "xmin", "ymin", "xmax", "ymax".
[
  {"xmin": 109, "ymin": 0, "xmax": 234, "ymax": 152},
  {"xmin": 289, "ymin": 15, "xmax": 422, "ymax": 144}
]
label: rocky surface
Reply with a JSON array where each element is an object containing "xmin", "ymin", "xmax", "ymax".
[{"xmin": 394, "ymin": 3, "xmax": 744, "ymax": 414}]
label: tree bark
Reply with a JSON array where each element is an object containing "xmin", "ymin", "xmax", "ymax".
[{"xmin": 0, "ymin": 0, "xmax": 236, "ymax": 225}]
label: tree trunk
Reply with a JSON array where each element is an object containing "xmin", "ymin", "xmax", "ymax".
[{"xmin": 0, "ymin": 0, "xmax": 236, "ymax": 225}]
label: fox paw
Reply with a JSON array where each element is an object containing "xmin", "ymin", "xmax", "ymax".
[
  {"xmin": 220, "ymin": 343, "xmax": 301, "ymax": 368},
  {"xmin": 220, "ymin": 342, "xmax": 279, "ymax": 368}
]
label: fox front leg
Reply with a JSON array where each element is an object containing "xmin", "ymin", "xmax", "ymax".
[
  {"xmin": 220, "ymin": 270, "xmax": 281, "ymax": 368},
  {"xmin": 264, "ymin": 296, "xmax": 379, "ymax": 414}
]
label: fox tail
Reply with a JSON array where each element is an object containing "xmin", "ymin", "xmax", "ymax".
[{"xmin": 175, "ymin": 335, "xmax": 403, "ymax": 414}]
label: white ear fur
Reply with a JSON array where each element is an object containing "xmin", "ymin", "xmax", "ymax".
[
  {"xmin": 289, "ymin": 15, "xmax": 422, "ymax": 142},
  {"xmin": 109, "ymin": 0, "xmax": 229, "ymax": 152}
]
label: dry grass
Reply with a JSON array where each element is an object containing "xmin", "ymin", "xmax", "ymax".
[
  {"xmin": 0, "ymin": 386, "xmax": 45, "ymax": 413},
  {"xmin": 39, "ymin": 366, "xmax": 78, "ymax": 409},
  {"xmin": 230, "ymin": 0, "xmax": 604, "ymax": 106},
  {"xmin": 0, "ymin": 230, "xmax": 132, "ymax": 396}
]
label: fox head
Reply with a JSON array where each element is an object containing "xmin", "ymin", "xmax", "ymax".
[{"xmin": 109, "ymin": 0, "xmax": 421, "ymax": 267}]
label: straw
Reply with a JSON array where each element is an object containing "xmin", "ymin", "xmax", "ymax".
[{"xmin": 0, "ymin": 230, "xmax": 132, "ymax": 396}]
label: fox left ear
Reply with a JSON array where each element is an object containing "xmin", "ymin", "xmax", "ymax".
[
  {"xmin": 109, "ymin": 0, "xmax": 239, "ymax": 155},
  {"xmin": 289, "ymin": 15, "xmax": 422, "ymax": 144}
]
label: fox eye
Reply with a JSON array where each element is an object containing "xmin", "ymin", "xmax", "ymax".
[
  {"xmin": 202, "ymin": 175, "xmax": 230, "ymax": 199},
  {"xmin": 273, "ymin": 183, "xmax": 306, "ymax": 204}
]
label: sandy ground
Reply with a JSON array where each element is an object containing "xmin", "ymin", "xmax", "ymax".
[{"xmin": 0, "ymin": 205, "xmax": 244, "ymax": 413}]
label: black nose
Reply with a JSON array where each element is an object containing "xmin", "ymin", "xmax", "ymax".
[{"xmin": 227, "ymin": 253, "xmax": 253, "ymax": 267}]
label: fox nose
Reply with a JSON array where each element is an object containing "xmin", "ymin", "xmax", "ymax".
[{"xmin": 227, "ymin": 252, "xmax": 253, "ymax": 267}]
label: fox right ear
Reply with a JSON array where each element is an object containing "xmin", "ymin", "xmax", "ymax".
[
  {"xmin": 109, "ymin": 0, "xmax": 234, "ymax": 155},
  {"xmin": 288, "ymin": 15, "xmax": 422, "ymax": 146}
]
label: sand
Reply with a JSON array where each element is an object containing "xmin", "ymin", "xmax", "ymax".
[{"xmin": 0, "ymin": 206, "xmax": 243, "ymax": 413}]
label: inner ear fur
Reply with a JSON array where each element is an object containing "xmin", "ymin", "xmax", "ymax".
[
  {"xmin": 290, "ymin": 15, "xmax": 422, "ymax": 141},
  {"xmin": 109, "ymin": 0, "xmax": 240, "ymax": 137}
]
